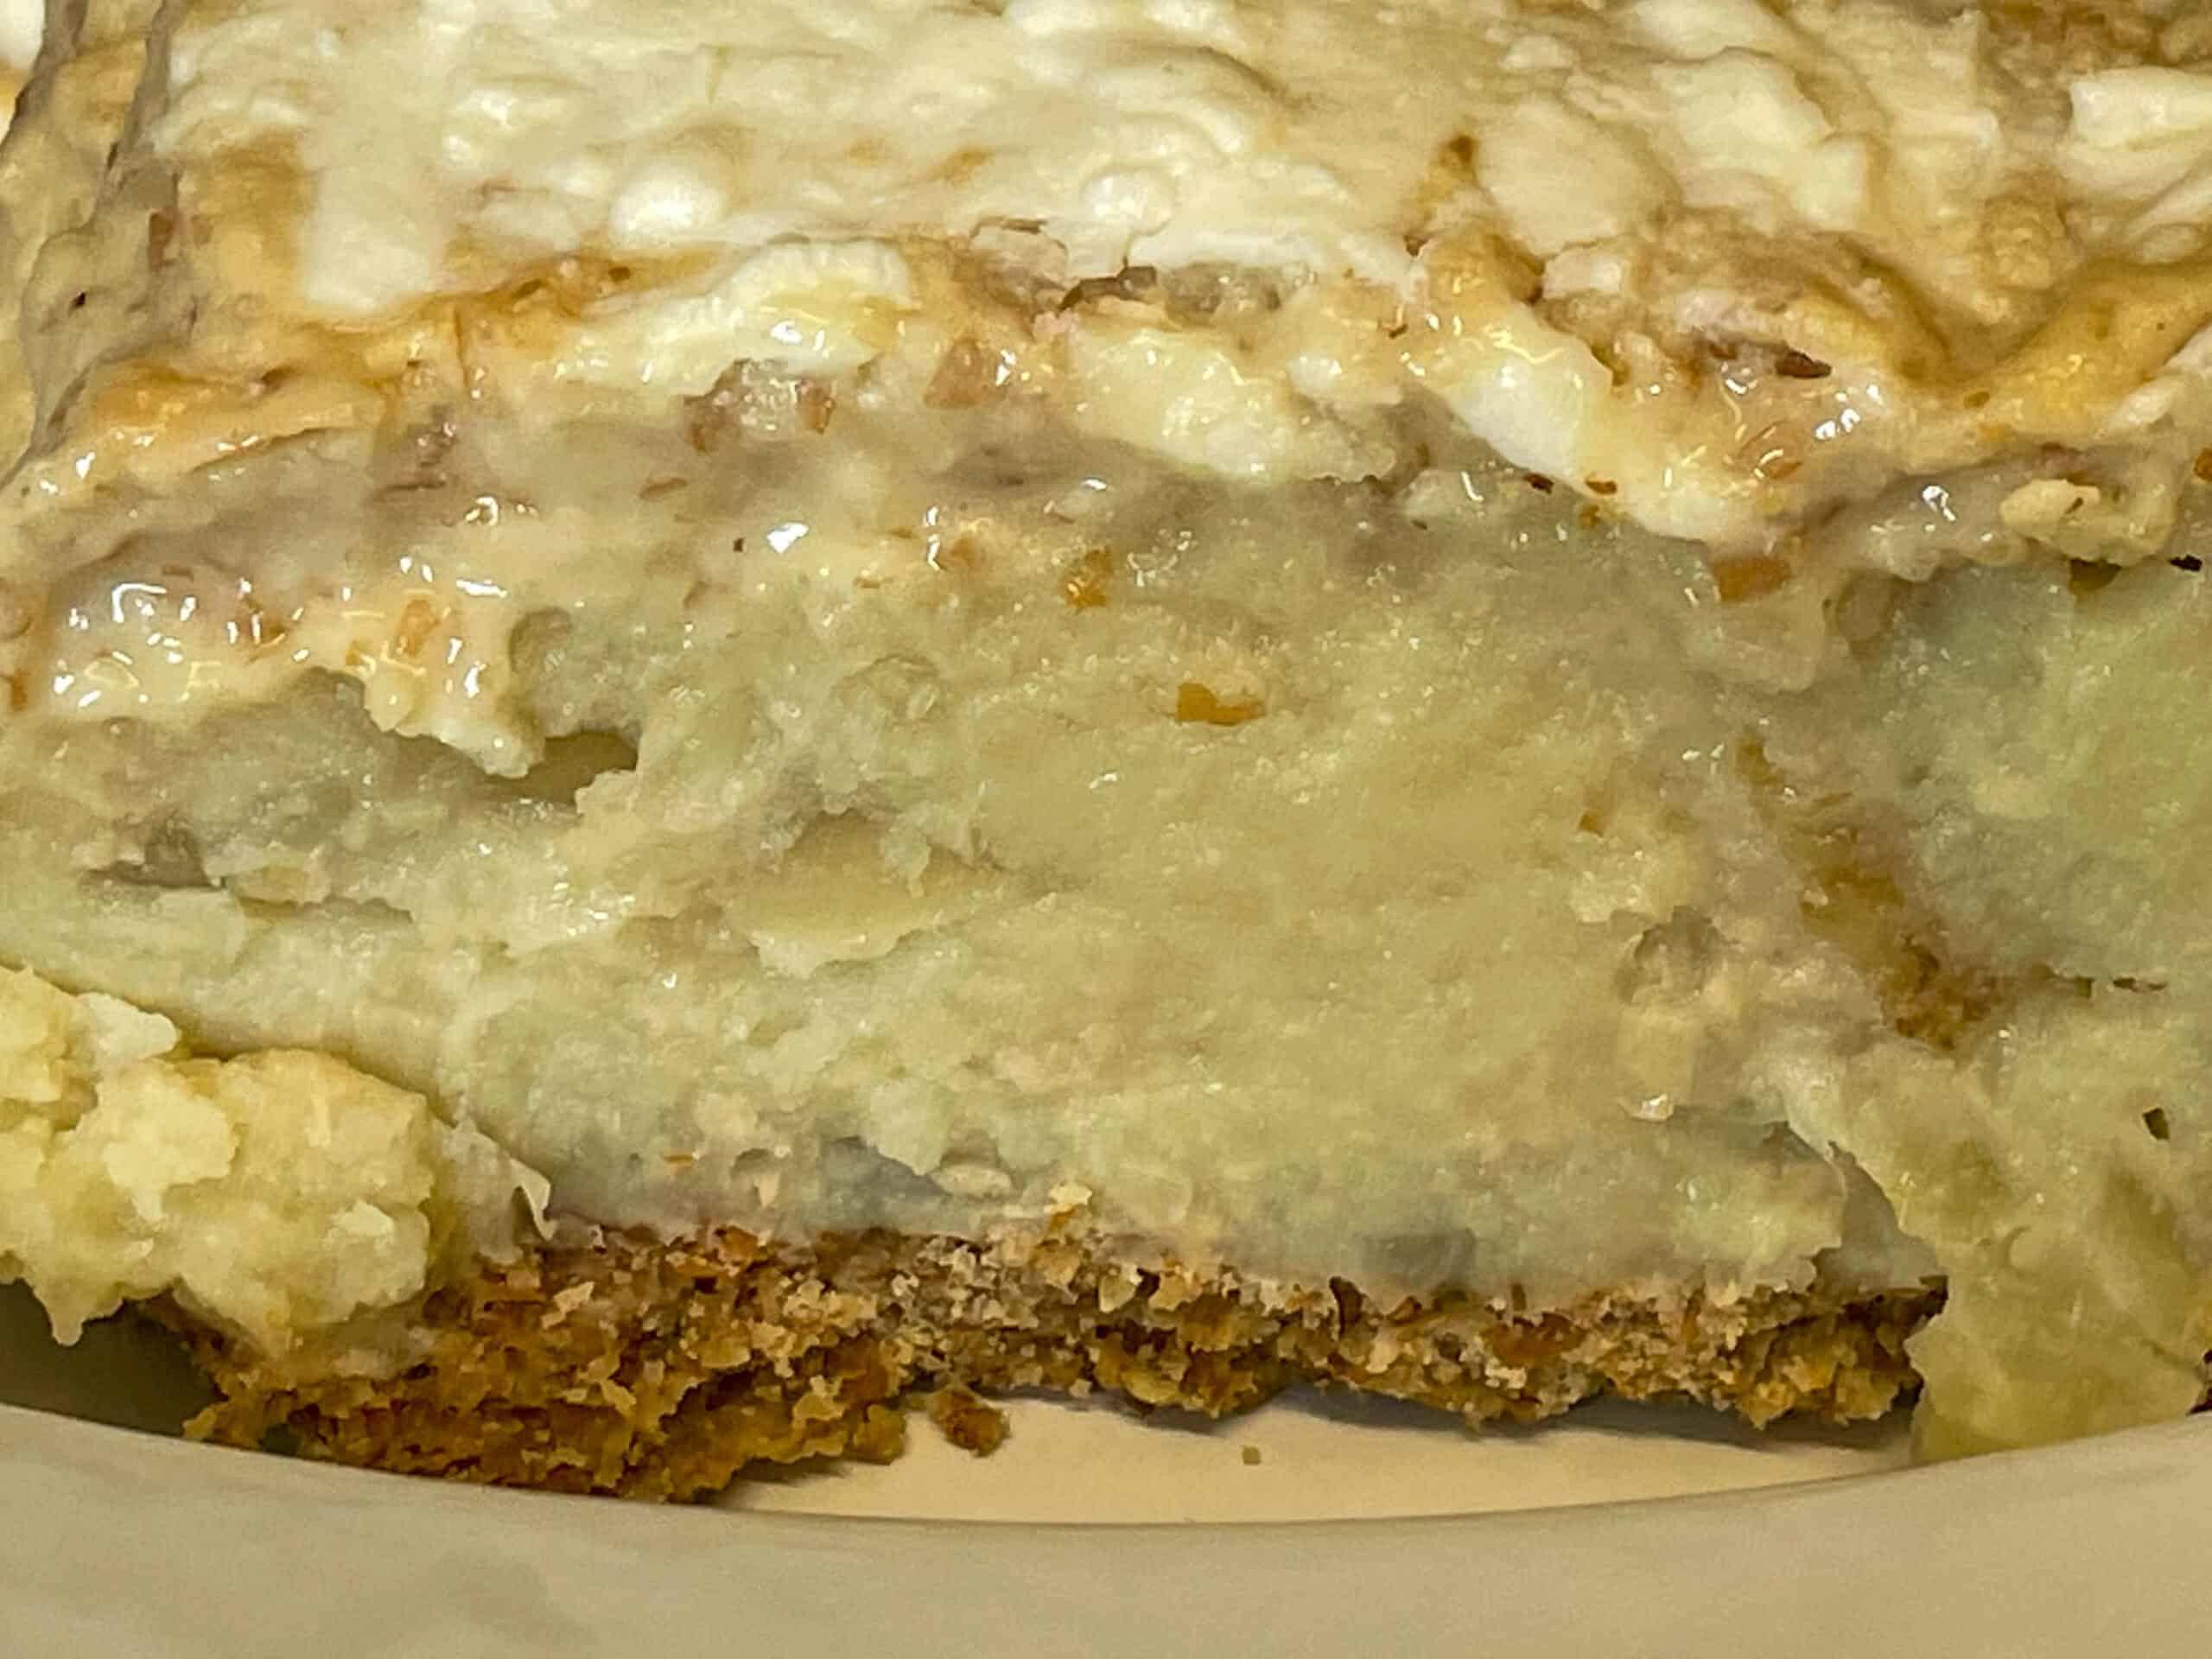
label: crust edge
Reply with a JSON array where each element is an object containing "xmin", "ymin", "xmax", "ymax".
[{"xmin": 167, "ymin": 1225, "xmax": 1942, "ymax": 1501}]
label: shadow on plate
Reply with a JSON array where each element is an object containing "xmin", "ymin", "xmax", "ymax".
[{"xmin": 0, "ymin": 1281, "xmax": 213, "ymax": 1433}]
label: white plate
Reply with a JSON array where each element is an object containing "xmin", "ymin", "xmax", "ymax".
[{"xmin": 4, "ymin": 1287, "xmax": 2209, "ymax": 1655}]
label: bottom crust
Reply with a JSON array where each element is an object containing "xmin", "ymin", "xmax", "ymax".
[{"xmin": 168, "ymin": 1226, "xmax": 1942, "ymax": 1501}]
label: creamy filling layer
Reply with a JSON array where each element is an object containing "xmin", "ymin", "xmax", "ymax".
[{"xmin": 3, "ymin": 401, "xmax": 2210, "ymax": 1455}]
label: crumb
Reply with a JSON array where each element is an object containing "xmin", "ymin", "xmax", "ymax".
[
  {"xmin": 1241, "ymin": 1444, "xmax": 1262, "ymax": 1466},
  {"xmin": 926, "ymin": 1385, "xmax": 1010, "ymax": 1458}
]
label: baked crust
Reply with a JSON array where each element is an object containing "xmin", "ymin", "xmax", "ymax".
[{"xmin": 168, "ymin": 1226, "xmax": 1939, "ymax": 1501}]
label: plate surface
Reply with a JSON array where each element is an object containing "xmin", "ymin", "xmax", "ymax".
[
  {"xmin": 2, "ymin": 1281, "xmax": 1905, "ymax": 1522},
  {"xmin": 5, "ymin": 1400, "xmax": 2210, "ymax": 1657},
  {"xmin": 3, "ymin": 1290, "xmax": 2209, "ymax": 1656}
]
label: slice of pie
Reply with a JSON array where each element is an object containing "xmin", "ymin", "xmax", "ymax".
[{"xmin": 3, "ymin": 0, "xmax": 2210, "ymax": 1497}]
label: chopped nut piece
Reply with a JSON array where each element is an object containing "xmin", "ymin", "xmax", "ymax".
[
  {"xmin": 392, "ymin": 598, "xmax": 442, "ymax": 658},
  {"xmin": 1058, "ymin": 267, "xmax": 1159, "ymax": 311},
  {"xmin": 1710, "ymin": 555, "xmax": 1792, "ymax": 604},
  {"xmin": 797, "ymin": 381, "xmax": 836, "ymax": 434},
  {"xmin": 1060, "ymin": 547, "xmax": 1116, "ymax": 609},
  {"xmin": 925, "ymin": 335, "xmax": 1015, "ymax": 409},
  {"xmin": 1175, "ymin": 683, "xmax": 1265, "ymax": 727},
  {"xmin": 926, "ymin": 1386, "xmax": 1010, "ymax": 1457}
]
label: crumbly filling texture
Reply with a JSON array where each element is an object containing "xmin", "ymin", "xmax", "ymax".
[
  {"xmin": 169, "ymin": 1224, "xmax": 1941, "ymax": 1502},
  {"xmin": 0, "ymin": 967, "xmax": 546, "ymax": 1354},
  {"xmin": 0, "ymin": 0, "xmax": 2210, "ymax": 1473}
]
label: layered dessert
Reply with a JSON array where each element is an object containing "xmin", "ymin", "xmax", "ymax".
[{"xmin": 3, "ymin": 0, "xmax": 2210, "ymax": 1497}]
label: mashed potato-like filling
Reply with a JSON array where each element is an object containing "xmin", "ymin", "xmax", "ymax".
[
  {"xmin": 3, "ymin": 406, "xmax": 2207, "ymax": 1453},
  {"xmin": 0, "ymin": 966, "xmax": 546, "ymax": 1357}
]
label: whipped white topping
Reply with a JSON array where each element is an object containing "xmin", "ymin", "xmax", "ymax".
[
  {"xmin": 0, "ymin": 0, "xmax": 41, "ymax": 137},
  {"xmin": 0, "ymin": 0, "xmax": 39, "ymax": 72},
  {"xmin": 155, "ymin": 0, "xmax": 2206, "ymax": 316},
  {"xmin": 84, "ymin": 1, "xmax": 2197, "ymax": 550}
]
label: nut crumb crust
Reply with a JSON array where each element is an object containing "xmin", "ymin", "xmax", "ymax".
[{"xmin": 168, "ymin": 1225, "xmax": 1941, "ymax": 1501}]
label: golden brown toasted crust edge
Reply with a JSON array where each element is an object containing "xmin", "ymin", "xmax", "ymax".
[{"xmin": 167, "ymin": 1225, "xmax": 1943, "ymax": 1501}]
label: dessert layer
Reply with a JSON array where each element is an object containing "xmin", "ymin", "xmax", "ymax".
[
  {"xmin": 5, "ymin": 438, "xmax": 2210, "ymax": 1462},
  {"xmin": 171, "ymin": 1224, "xmax": 1940, "ymax": 1501},
  {"xmin": 1, "ymin": 1, "xmax": 2210, "ymax": 1465},
  {"xmin": 0, "ymin": 966, "xmax": 546, "ymax": 1354},
  {"xmin": 4, "ymin": 1, "xmax": 2212, "ymax": 564}
]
